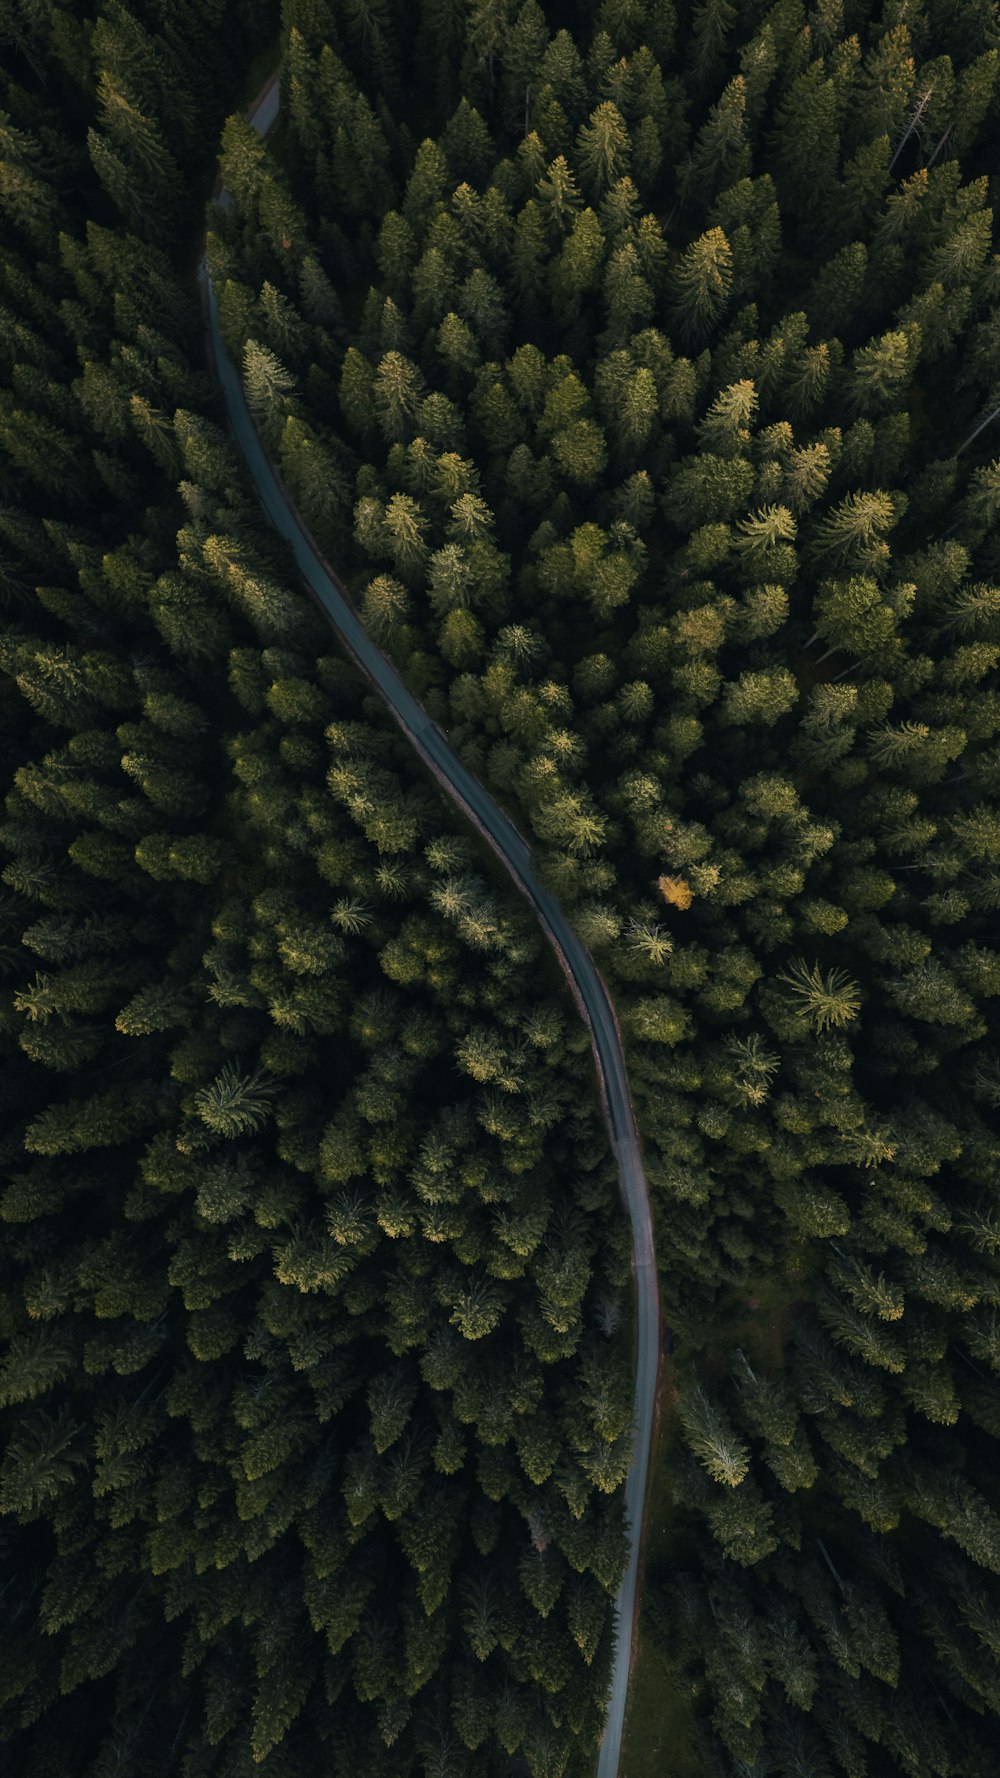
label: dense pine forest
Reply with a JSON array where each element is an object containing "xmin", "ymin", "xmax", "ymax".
[{"xmin": 2, "ymin": 1, "xmax": 1000, "ymax": 1775}]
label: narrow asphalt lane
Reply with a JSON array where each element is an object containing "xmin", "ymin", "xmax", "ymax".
[{"xmin": 200, "ymin": 71, "xmax": 660, "ymax": 1778}]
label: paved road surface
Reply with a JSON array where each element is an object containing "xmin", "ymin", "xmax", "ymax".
[{"xmin": 199, "ymin": 72, "xmax": 660, "ymax": 1778}]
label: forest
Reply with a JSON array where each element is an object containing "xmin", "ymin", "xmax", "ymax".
[{"xmin": 1, "ymin": 1, "xmax": 1000, "ymax": 1775}]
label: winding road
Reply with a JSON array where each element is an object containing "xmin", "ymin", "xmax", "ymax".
[{"xmin": 199, "ymin": 70, "xmax": 659, "ymax": 1778}]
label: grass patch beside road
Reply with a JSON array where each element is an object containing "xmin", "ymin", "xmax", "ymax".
[
  {"xmin": 621, "ymin": 1625, "xmax": 700, "ymax": 1778},
  {"xmin": 620, "ymin": 1355, "xmax": 701, "ymax": 1778},
  {"xmin": 621, "ymin": 1243, "xmax": 821, "ymax": 1773}
]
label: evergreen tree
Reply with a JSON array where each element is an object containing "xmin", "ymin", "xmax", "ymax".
[{"xmin": 668, "ymin": 227, "xmax": 734, "ymax": 345}]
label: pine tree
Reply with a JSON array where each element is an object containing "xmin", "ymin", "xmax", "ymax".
[
  {"xmin": 193, "ymin": 1061, "xmax": 275, "ymax": 1140},
  {"xmin": 576, "ymin": 101, "xmax": 631, "ymax": 200},
  {"xmin": 373, "ymin": 350, "xmax": 426, "ymax": 443},
  {"xmin": 688, "ymin": 0, "xmax": 737, "ymax": 97},
  {"xmin": 243, "ymin": 338, "xmax": 296, "ymax": 442},
  {"xmin": 849, "ymin": 325, "xmax": 920, "ymax": 418},
  {"xmin": 550, "ymin": 206, "xmax": 606, "ymax": 328},
  {"xmin": 951, "ymin": 49, "xmax": 1000, "ymax": 157},
  {"xmin": 0, "ymin": 1406, "xmax": 89, "ymax": 1516},
  {"xmin": 770, "ymin": 58, "xmax": 841, "ymax": 219},
  {"xmin": 678, "ymin": 1383, "xmax": 751, "ymax": 1486},
  {"xmin": 679, "ymin": 76, "xmax": 750, "ymax": 208},
  {"xmin": 811, "ymin": 494, "xmax": 899, "ymax": 573},
  {"xmin": 668, "ymin": 227, "xmax": 733, "ymax": 346},
  {"xmin": 776, "ymin": 959, "xmax": 862, "ymax": 1032},
  {"xmin": 808, "ymin": 240, "xmax": 868, "ymax": 337}
]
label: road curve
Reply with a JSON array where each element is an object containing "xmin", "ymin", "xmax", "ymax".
[{"xmin": 199, "ymin": 70, "xmax": 659, "ymax": 1778}]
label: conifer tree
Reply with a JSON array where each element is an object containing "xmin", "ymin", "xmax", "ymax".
[{"xmin": 668, "ymin": 226, "xmax": 734, "ymax": 345}]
